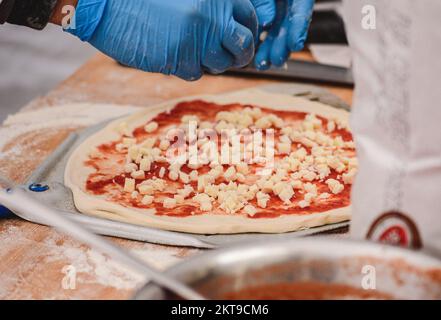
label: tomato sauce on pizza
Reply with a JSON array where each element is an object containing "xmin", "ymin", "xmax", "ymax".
[{"xmin": 83, "ymin": 100, "xmax": 356, "ymax": 219}]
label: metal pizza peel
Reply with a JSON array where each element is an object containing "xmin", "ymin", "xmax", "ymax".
[{"xmin": 8, "ymin": 83, "xmax": 351, "ymax": 248}]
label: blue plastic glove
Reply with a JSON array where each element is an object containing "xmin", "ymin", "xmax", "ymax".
[
  {"xmin": 67, "ymin": 0, "xmax": 258, "ymax": 81},
  {"xmin": 250, "ymin": 0, "xmax": 276, "ymax": 28},
  {"xmin": 252, "ymin": 0, "xmax": 314, "ymax": 70}
]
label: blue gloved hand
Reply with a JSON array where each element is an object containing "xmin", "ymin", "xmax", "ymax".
[
  {"xmin": 251, "ymin": 0, "xmax": 314, "ymax": 70},
  {"xmin": 67, "ymin": 0, "xmax": 258, "ymax": 81}
]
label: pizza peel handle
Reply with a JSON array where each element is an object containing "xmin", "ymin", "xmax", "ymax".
[{"xmin": 0, "ymin": 187, "xmax": 205, "ymax": 300}]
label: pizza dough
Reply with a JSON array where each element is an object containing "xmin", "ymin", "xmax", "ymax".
[{"xmin": 65, "ymin": 88, "xmax": 353, "ymax": 234}]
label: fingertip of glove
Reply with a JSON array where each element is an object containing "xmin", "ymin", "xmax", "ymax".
[
  {"xmin": 176, "ymin": 70, "xmax": 204, "ymax": 82},
  {"xmin": 287, "ymin": 20, "xmax": 310, "ymax": 52},
  {"xmin": 233, "ymin": 55, "xmax": 254, "ymax": 69},
  {"xmin": 255, "ymin": 59, "xmax": 270, "ymax": 71},
  {"xmin": 271, "ymin": 58, "xmax": 286, "ymax": 68},
  {"xmin": 269, "ymin": 45, "xmax": 289, "ymax": 68},
  {"xmin": 186, "ymin": 73, "xmax": 204, "ymax": 82},
  {"xmin": 224, "ymin": 24, "xmax": 256, "ymax": 68},
  {"xmin": 291, "ymin": 39, "xmax": 306, "ymax": 52}
]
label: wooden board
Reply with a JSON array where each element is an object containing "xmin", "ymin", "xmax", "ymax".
[{"xmin": 0, "ymin": 53, "xmax": 353, "ymax": 299}]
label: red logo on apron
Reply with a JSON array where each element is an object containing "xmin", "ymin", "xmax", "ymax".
[{"xmin": 366, "ymin": 211, "xmax": 422, "ymax": 249}]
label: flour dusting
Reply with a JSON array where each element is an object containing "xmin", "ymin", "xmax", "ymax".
[
  {"xmin": 41, "ymin": 228, "xmax": 191, "ymax": 291},
  {"xmin": 0, "ymin": 103, "xmax": 140, "ymax": 152},
  {"xmin": 0, "ymin": 103, "xmax": 141, "ymax": 182},
  {"xmin": 0, "ymin": 221, "xmax": 199, "ymax": 298}
]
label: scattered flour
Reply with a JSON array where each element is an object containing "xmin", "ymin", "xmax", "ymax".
[
  {"xmin": 0, "ymin": 103, "xmax": 140, "ymax": 152},
  {"xmin": 0, "ymin": 103, "xmax": 141, "ymax": 182},
  {"xmin": 0, "ymin": 221, "xmax": 197, "ymax": 298},
  {"xmin": 44, "ymin": 234, "xmax": 184, "ymax": 291}
]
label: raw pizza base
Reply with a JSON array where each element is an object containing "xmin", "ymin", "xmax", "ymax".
[{"xmin": 65, "ymin": 88, "xmax": 352, "ymax": 234}]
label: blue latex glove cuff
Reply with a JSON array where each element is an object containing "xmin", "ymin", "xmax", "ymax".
[{"xmin": 66, "ymin": 0, "xmax": 107, "ymax": 41}]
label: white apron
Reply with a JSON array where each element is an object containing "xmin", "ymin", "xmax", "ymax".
[{"xmin": 344, "ymin": 0, "xmax": 441, "ymax": 254}]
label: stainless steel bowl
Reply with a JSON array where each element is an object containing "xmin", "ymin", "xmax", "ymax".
[{"xmin": 135, "ymin": 238, "xmax": 441, "ymax": 300}]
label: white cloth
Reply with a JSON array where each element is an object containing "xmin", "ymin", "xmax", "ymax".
[
  {"xmin": 344, "ymin": 0, "xmax": 441, "ymax": 254},
  {"xmin": 0, "ymin": 24, "xmax": 96, "ymax": 122}
]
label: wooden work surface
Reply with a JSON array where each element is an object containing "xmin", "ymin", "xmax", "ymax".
[{"xmin": 0, "ymin": 53, "xmax": 353, "ymax": 300}]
